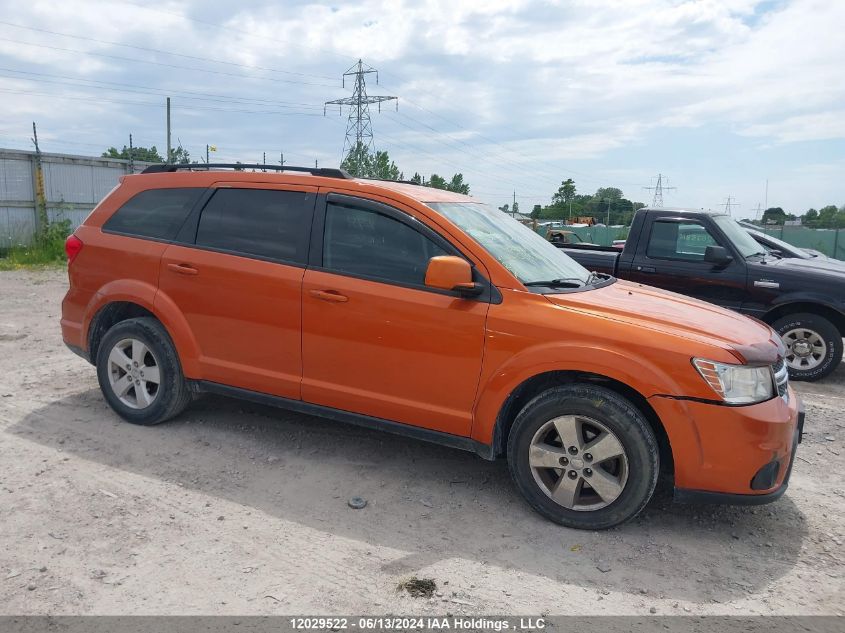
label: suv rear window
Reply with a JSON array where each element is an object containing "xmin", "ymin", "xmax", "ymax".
[
  {"xmin": 195, "ymin": 188, "xmax": 314, "ymax": 264},
  {"xmin": 103, "ymin": 188, "xmax": 204, "ymax": 240}
]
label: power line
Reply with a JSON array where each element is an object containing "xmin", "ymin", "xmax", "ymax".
[
  {"xmin": 0, "ymin": 20, "xmax": 338, "ymax": 82},
  {"xmin": 324, "ymin": 59, "xmax": 397, "ymax": 168},
  {"xmin": 0, "ymin": 68, "xmax": 325, "ymax": 110},
  {"xmin": 0, "ymin": 36, "xmax": 337, "ymax": 88}
]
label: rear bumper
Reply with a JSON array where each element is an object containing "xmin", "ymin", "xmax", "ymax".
[{"xmin": 650, "ymin": 390, "xmax": 803, "ymax": 502}]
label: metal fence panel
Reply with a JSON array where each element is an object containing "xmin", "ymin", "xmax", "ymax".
[
  {"xmin": 0, "ymin": 206, "xmax": 37, "ymax": 249},
  {"xmin": 0, "ymin": 158, "xmax": 33, "ymax": 202},
  {"xmin": 758, "ymin": 226, "xmax": 845, "ymax": 261},
  {"xmin": 44, "ymin": 161, "xmax": 96, "ymax": 204},
  {"xmin": 47, "ymin": 205, "xmax": 90, "ymax": 231}
]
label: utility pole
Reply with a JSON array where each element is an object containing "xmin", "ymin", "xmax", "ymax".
[
  {"xmin": 643, "ymin": 173, "xmax": 676, "ymax": 208},
  {"xmin": 166, "ymin": 97, "xmax": 172, "ymax": 164},
  {"xmin": 764, "ymin": 179, "xmax": 769, "ymax": 211},
  {"xmin": 722, "ymin": 195, "xmax": 740, "ymax": 216},
  {"xmin": 280, "ymin": 152, "xmax": 285, "ymax": 166},
  {"xmin": 128, "ymin": 133, "xmax": 134, "ymax": 173},
  {"xmin": 31, "ymin": 121, "xmax": 48, "ymax": 235},
  {"xmin": 324, "ymin": 59, "xmax": 397, "ymax": 173},
  {"xmin": 513, "ymin": 191, "xmax": 517, "ymax": 217},
  {"xmin": 206, "ymin": 144, "xmax": 210, "ymax": 165},
  {"xmin": 263, "ymin": 152, "xmax": 266, "ymax": 171},
  {"xmin": 315, "ymin": 159, "xmax": 318, "ymax": 168}
]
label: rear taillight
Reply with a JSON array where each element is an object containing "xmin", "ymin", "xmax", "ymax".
[{"xmin": 65, "ymin": 234, "xmax": 83, "ymax": 264}]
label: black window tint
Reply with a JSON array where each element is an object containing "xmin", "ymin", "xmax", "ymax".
[
  {"xmin": 195, "ymin": 188, "xmax": 313, "ymax": 263},
  {"xmin": 323, "ymin": 203, "xmax": 447, "ymax": 286},
  {"xmin": 104, "ymin": 188, "xmax": 203, "ymax": 240},
  {"xmin": 647, "ymin": 221, "xmax": 717, "ymax": 261}
]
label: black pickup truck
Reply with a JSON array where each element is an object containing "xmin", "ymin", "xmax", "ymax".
[{"xmin": 560, "ymin": 208, "xmax": 845, "ymax": 381}]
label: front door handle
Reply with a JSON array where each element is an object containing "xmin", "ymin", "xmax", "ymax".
[
  {"xmin": 636, "ymin": 265, "xmax": 656, "ymax": 273},
  {"xmin": 167, "ymin": 263, "xmax": 198, "ymax": 275},
  {"xmin": 309, "ymin": 289, "xmax": 348, "ymax": 303}
]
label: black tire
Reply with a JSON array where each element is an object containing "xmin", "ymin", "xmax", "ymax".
[
  {"xmin": 507, "ymin": 384, "xmax": 659, "ymax": 530},
  {"xmin": 771, "ymin": 312, "xmax": 842, "ymax": 381},
  {"xmin": 96, "ymin": 317, "xmax": 192, "ymax": 425}
]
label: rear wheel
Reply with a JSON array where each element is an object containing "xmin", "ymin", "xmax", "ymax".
[
  {"xmin": 507, "ymin": 384, "xmax": 659, "ymax": 530},
  {"xmin": 96, "ymin": 317, "xmax": 191, "ymax": 425},
  {"xmin": 772, "ymin": 312, "xmax": 842, "ymax": 381}
]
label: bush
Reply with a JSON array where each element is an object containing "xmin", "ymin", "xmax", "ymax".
[{"xmin": 0, "ymin": 217, "xmax": 72, "ymax": 270}]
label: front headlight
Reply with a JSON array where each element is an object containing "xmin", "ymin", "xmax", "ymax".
[{"xmin": 692, "ymin": 358, "xmax": 775, "ymax": 404}]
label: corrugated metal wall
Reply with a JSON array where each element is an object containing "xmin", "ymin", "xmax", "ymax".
[{"xmin": 0, "ymin": 148, "xmax": 151, "ymax": 248}]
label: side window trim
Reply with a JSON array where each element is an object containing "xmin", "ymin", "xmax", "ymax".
[
  {"xmin": 180, "ymin": 186, "xmax": 317, "ymax": 267},
  {"xmin": 311, "ymin": 192, "xmax": 498, "ymax": 302},
  {"xmin": 645, "ymin": 218, "xmax": 724, "ymax": 263}
]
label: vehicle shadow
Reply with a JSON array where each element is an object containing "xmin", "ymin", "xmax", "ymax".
[{"xmin": 10, "ymin": 389, "xmax": 808, "ymax": 603}]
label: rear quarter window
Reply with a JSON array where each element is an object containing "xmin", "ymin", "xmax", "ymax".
[{"xmin": 103, "ymin": 188, "xmax": 204, "ymax": 241}]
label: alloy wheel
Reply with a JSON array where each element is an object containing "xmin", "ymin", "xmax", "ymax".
[
  {"xmin": 106, "ymin": 338, "xmax": 161, "ymax": 409},
  {"xmin": 529, "ymin": 415, "xmax": 628, "ymax": 511},
  {"xmin": 782, "ymin": 327, "xmax": 826, "ymax": 371}
]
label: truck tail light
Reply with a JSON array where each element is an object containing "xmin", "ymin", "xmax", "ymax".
[{"xmin": 65, "ymin": 234, "xmax": 83, "ymax": 264}]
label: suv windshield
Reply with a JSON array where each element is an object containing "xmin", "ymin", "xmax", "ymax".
[
  {"xmin": 712, "ymin": 215, "xmax": 766, "ymax": 259},
  {"xmin": 427, "ymin": 202, "xmax": 591, "ymax": 287}
]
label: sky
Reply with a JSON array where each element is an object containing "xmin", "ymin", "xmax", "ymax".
[{"xmin": 0, "ymin": 0, "xmax": 843, "ymax": 217}]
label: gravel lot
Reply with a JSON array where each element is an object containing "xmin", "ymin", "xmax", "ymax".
[{"xmin": 0, "ymin": 268, "xmax": 842, "ymax": 615}]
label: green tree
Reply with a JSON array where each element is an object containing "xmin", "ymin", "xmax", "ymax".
[
  {"xmin": 410, "ymin": 172, "xmax": 423, "ymax": 185},
  {"xmin": 340, "ymin": 141, "xmax": 371, "ymax": 177},
  {"xmin": 803, "ymin": 208, "xmax": 819, "ymax": 227},
  {"xmin": 594, "ymin": 187, "xmax": 623, "ymax": 203},
  {"xmin": 370, "ymin": 150, "xmax": 401, "ymax": 180},
  {"xmin": 499, "ymin": 203, "xmax": 510, "ymax": 214},
  {"xmin": 762, "ymin": 207, "xmax": 787, "ymax": 225},
  {"xmin": 429, "ymin": 174, "xmax": 448, "ymax": 190},
  {"xmin": 446, "ymin": 173, "xmax": 469, "ymax": 194},
  {"xmin": 102, "ymin": 145, "xmax": 165, "ymax": 162},
  {"xmin": 168, "ymin": 145, "xmax": 191, "ymax": 164},
  {"xmin": 530, "ymin": 204, "xmax": 542, "ymax": 219},
  {"xmin": 511, "ymin": 200, "xmax": 520, "ymax": 215},
  {"xmin": 551, "ymin": 178, "xmax": 576, "ymax": 209}
]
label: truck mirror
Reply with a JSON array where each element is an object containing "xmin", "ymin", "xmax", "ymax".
[{"xmin": 704, "ymin": 245, "xmax": 733, "ymax": 266}]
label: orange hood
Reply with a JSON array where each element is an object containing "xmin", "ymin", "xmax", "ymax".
[{"xmin": 544, "ymin": 279, "xmax": 784, "ymax": 365}]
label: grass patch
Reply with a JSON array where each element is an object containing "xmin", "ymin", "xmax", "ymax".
[{"xmin": 0, "ymin": 218, "xmax": 70, "ymax": 271}]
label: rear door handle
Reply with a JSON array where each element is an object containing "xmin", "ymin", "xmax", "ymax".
[
  {"xmin": 309, "ymin": 289, "xmax": 348, "ymax": 303},
  {"xmin": 167, "ymin": 263, "xmax": 198, "ymax": 275}
]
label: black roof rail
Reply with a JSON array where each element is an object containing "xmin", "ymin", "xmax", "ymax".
[{"xmin": 141, "ymin": 163, "xmax": 351, "ymax": 179}]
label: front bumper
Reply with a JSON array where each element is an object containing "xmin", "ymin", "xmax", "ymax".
[{"xmin": 649, "ymin": 389, "xmax": 803, "ymax": 504}]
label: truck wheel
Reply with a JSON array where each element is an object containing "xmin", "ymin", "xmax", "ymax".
[
  {"xmin": 96, "ymin": 317, "xmax": 192, "ymax": 425},
  {"xmin": 507, "ymin": 384, "xmax": 659, "ymax": 530},
  {"xmin": 772, "ymin": 313, "xmax": 842, "ymax": 381}
]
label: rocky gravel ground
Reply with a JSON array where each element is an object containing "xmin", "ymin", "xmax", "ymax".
[{"xmin": 0, "ymin": 268, "xmax": 842, "ymax": 615}]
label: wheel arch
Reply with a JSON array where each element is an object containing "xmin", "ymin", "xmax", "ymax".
[
  {"xmin": 762, "ymin": 301, "xmax": 845, "ymax": 336},
  {"xmin": 487, "ymin": 370, "xmax": 674, "ymax": 480},
  {"xmin": 85, "ymin": 281, "xmax": 201, "ymax": 376}
]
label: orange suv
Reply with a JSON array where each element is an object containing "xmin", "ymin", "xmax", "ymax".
[{"xmin": 61, "ymin": 164, "xmax": 804, "ymax": 529}]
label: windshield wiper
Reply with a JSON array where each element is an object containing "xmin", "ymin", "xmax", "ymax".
[{"xmin": 523, "ymin": 278, "xmax": 584, "ymax": 288}]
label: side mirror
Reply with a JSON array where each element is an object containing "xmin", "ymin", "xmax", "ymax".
[
  {"xmin": 704, "ymin": 245, "xmax": 733, "ymax": 266},
  {"xmin": 424, "ymin": 256, "xmax": 482, "ymax": 296}
]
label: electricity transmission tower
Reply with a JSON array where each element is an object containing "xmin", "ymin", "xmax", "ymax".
[
  {"xmin": 643, "ymin": 173, "xmax": 676, "ymax": 207},
  {"xmin": 324, "ymin": 59, "xmax": 397, "ymax": 168},
  {"xmin": 722, "ymin": 195, "xmax": 740, "ymax": 216}
]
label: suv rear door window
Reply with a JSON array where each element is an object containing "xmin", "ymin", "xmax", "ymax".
[
  {"xmin": 322, "ymin": 202, "xmax": 446, "ymax": 286},
  {"xmin": 195, "ymin": 188, "xmax": 314, "ymax": 264},
  {"xmin": 103, "ymin": 188, "xmax": 204, "ymax": 240}
]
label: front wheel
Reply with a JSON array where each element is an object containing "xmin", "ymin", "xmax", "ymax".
[
  {"xmin": 507, "ymin": 384, "xmax": 659, "ymax": 530},
  {"xmin": 772, "ymin": 312, "xmax": 842, "ymax": 381}
]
